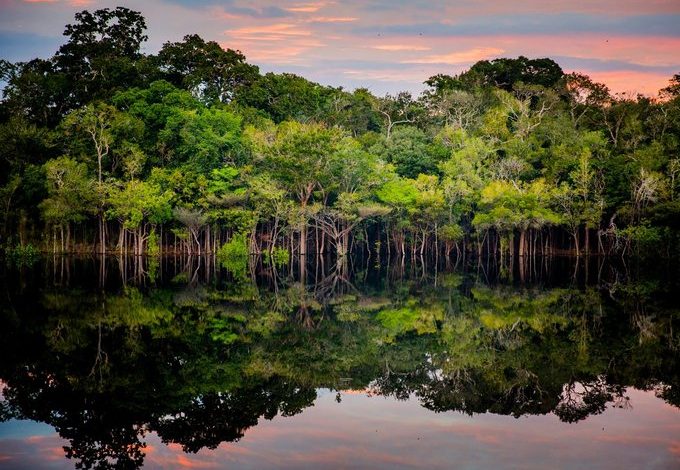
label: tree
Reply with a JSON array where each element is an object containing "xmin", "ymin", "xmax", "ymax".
[
  {"xmin": 659, "ymin": 73, "xmax": 680, "ymax": 100},
  {"xmin": 459, "ymin": 56, "xmax": 564, "ymax": 91},
  {"xmin": 562, "ymin": 73, "xmax": 610, "ymax": 128},
  {"xmin": 250, "ymin": 121, "xmax": 343, "ymax": 255},
  {"xmin": 324, "ymin": 88, "xmax": 382, "ymax": 136},
  {"xmin": 235, "ymin": 72, "xmax": 336, "ymax": 123},
  {"xmin": 422, "ymin": 89, "xmax": 483, "ymax": 130},
  {"xmin": 474, "ymin": 179, "xmax": 560, "ymax": 257},
  {"xmin": 107, "ymin": 179, "xmax": 172, "ymax": 255},
  {"xmin": 40, "ymin": 157, "xmax": 96, "ymax": 252},
  {"xmin": 55, "ymin": 7, "xmax": 148, "ymax": 106},
  {"xmin": 375, "ymin": 176, "xmax": 419, "ymax": 255},
  {"xmin": 156, "ymin": 34, "xmax": 259, "ymax": 104},
  {"xmin": 159, "ymin": 107, "xmax": 242, "ymax": 172},
  {"xmin": 248, "ymin": 174, "xmax": 294, "ymax": 255},
  {"xmin": 173, "ymin": 207, "xmax": 209, "ymax": 256},
  {"xmin": 313, "ymin": 141, "xmax": 388, "ymax": 257},
  {"xmin": 62, "ymin": 102, "xmax": 142, "ymax": 252},
  {"xmin": 374, "ymin": 92, "xmax": 422, "ymax": 139},
  {"xmin": 369, "ymin": 126, "xmax": 440, "ymax": 179},
  {"xmin": 0, "ymin": 59, "xmax": 69, "ymax": 126}
]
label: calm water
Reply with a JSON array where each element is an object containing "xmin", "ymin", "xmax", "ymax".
[{"xmin": 0, "ymin": 256, "xmax": 678, "ymax": 469}]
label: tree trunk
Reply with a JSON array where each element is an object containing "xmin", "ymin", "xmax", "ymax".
[
  {"xmin": 300, "ymin": 224, "xmax": 307, "ymax": 256},
  {"xmin": 573, "ymin": 229, "xmax": 580, "ymax": 257}
]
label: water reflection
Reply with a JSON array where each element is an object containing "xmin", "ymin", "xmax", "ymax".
[{"xmin": 0, "ymin": 255, "xmax": 678, "ymax": 469}]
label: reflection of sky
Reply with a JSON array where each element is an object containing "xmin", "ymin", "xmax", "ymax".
[
  {"xmin": 1, "ymin": 388, "xmax": 678, "ymax": 469},
  {"xmin": 0, "ymin": 1, "xmax": 679, "ymax": 95}
]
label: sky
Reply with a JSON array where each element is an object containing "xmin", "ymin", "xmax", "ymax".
[
  {"xmin": 1, "ymin": 388, "xmax": 680, "ymax": 468},
  {"xmin": 0, "ymin": 0, "xmax": 679, "ymax": 96}
]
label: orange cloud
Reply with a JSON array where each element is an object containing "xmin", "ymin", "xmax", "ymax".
[
  {"xmin": 220, "ymin": 38, "xmax": 324, "ymax": 64},
  {"xmin": 226, "ymin": 23, "xmax": 312, "ymax": 39},
  {"xmin": 284, "ymin": 2, "xmax": 328, "ymax": 13},
  {"xmin": 20, "ymin": 0, "xmax": 92, "ymax": 3},
  {"xmin": 402, "ymin": 47, "xmax": 505, "ymax": 64},
  {"xmin": 308, "ymin": 16, "xmax": 358, "ymax": 23},
  {"xmin": 343, "ymin": 67, "xmax": 438, "ymax": 83},
  {"xmin": 176, "ymin": 454, "xmax": 219, "ymax": 468},
  {"xmin": 372, "ymin": 44, "xmax": 432, "ymax": 51},
  {"xmin": 224, "ymin": 20, "xmax": 327, "ymax": 64},
  {"xmin": 669, "ymin": 442, "xmax": 680, "ymax": 456},
  {"xmin": 581, "ymin": 70, "xmax": 672, "ymax": 96}
]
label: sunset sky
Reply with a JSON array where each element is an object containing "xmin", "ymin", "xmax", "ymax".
[{"xmin": 1, "ymin": 0, "xmax": 679, "ymax": 96}]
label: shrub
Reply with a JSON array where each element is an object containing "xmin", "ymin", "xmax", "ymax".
[{"xmin": 217, "ymin": 233, "xmax": 249, "ymax": 275}]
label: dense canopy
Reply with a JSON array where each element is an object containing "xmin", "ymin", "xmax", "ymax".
[{"xmin": 1, "ymin": 7, "xmax": 679, "ymax": 262}]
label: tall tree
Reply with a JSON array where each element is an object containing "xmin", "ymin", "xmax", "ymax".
[
  {"xmin": 156, "ymin": 34, "xmax": 259, "ymax": 104},
  {"xmin": 55, "ymin": 7, "xmax": 148, "ymax": 107}
]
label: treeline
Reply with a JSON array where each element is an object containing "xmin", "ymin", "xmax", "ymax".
[{"xmin": 1, "ymin": 7, "xmax": 679, "ymax": 260}]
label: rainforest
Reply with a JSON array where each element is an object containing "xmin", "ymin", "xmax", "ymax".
[
  {"xmin": 1, "ymin": 7, "xmax": 679, "ymax": 262},
  {"xmin": 1, "ymin": 6, "xmax": 680, "ymax": 470}
]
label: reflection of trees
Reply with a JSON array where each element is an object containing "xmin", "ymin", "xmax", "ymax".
[
  {"xmin": 156, "ymin": 379, "xmax": 315, "ymax": 453},
  {"xmin": 0, "ymin": 257, "xmax": 678, "ymax": 468},
  {"xmin": 554, "ymin": 380, "xmax": 628, "ymax": 423}
]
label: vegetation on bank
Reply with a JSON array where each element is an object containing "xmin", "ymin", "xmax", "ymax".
[{"xmin": 1, "ymin": 7, "xmax": 679, "ymax": 259}]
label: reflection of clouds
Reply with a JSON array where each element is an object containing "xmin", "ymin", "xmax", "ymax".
[
  {"xmin": 0, "ymin": 388, "xmax": 678, "ymax": 468},
  {"xmin": 147, "ymin": 389, "xmax": 680, "ymax": 469},
  {"xmin": 0, "ymin": 434, "xmax": 71, "ymax": 469}
]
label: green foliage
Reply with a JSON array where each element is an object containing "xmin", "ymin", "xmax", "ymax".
[
  {"xmin": 40, "ymin": 156, "xmax": 96, "ymax": 225},
  {"xmin": 146, "ymin": 230, "xmax": 160, "ymax": 257},
  {"xmin": 1, "ymin": 7, "xmax": 679, "ymax": 258},
  {"xmin": 376, "ymin": 302, "xmax": 444, "ymax": 342},
  {"xmin": 370, "ymin": 126, "xmax": 440, "ymax": 178},
  {"xmin": 620, "ymin": 224, "xmax": 662, "ymax": 250},
  {"xmin": 157, "ymin": 34, "xmax": 259, "ymax": 104},
  {"xmin": 4, "ymin": 243, "xmax": 40, "ymax": 266},
  {"xmin": 459, "ymin": 56, "xmax": 564, "ymax": 91},
  {"xmin": 440, "ymin": 224, "xmax": 464, "ymax": 242},
  {"xmin": 107, "ymin": 180, "xmax": 172, "ymax": 229},
  {"xmin": 265, "ymin": 247, "xmax": 289, "ymax": 268},
  {"xmin": 473, "ymin": 179, "xmax": 561, "ymax": 233},
  {"xmin": 217, "ymin": 233, "xmax": 249, "ymax": 275}
]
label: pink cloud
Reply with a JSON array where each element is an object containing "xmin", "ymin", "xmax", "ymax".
[
  {"xmin": 21, "ymin": 0, "xmax": 92, "ymax": 4},
  {"xmin": 226, "ymin": 23, "xmax": 313, "ymax": 39},
  {"xmin": 284, "ymin": 2, "xmax": 328, "ymax": 13},
  {"xmin": 402, "ymin": 47, "xmax": 505, "ymax": 64},
  {"xmin": 581, "ymin": 70, "xmax": 673, "ymax": 96},
  {"xmin": 308, "ymin": 16, "xmax": 358, "ymax": 23},
  {"xmin": 371, "ymin": 44, "xmax": 432, "ymax": 51}
]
